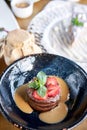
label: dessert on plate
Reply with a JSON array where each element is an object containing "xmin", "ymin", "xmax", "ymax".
[
  {"xmin": 27, "ymin": 71, "xmax": 68, "ymax": 112},
  {"xmin": 14, "ymin": 71, "xmax": 69, "ymax": 123}
]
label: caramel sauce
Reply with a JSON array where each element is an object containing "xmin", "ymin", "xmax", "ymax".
[
  {"xmin": 39, "ymin": 103, "xmax": 68, "ymax": 124},
  {"xmin": 56, "ymin": 77, "xmax": 70, "ymax": 102},
  {"xmin": 16, "ymin": 2, "xmax": 29, "ymax": 8},
  {"xmin": 14, "ymin": 84, "xmax": 33, "ymax": 114},
  {"xmin": 14, "ymin": 77, "xmax": 69, "ymax": 124}
]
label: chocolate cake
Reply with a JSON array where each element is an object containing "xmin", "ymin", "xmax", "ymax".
[
  {"xmin": 26, "ymin": 71, "xmax": 61, "ymax": 112},
  {"xmin": 27, "ymin": 88, "xmax": 60, "ymax": 112}
]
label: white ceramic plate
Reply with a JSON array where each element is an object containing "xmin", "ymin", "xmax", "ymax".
[
  {"xmin": 41, "ymin": 15, "xmax": 87, "ymax": 61},
  {"xmin": 0, "ymin": 0, "xmax": 20, "ymax": 39},
  {"xmin": 28, "ymin": 1, "xmax": 87, "ymax": 72}
]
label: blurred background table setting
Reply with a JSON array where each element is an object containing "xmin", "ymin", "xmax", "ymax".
[{"xmin": 0, "ymin": 0, "xmax": 87, "ymax": 130}]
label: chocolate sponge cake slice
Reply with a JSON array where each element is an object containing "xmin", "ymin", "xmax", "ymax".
[{"xmin": 27, "ymin": 71, "xmax": 61, "ymax": 112}]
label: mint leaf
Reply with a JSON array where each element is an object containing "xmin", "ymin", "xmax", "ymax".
[
  {"xmin": 72, "ymin": 17, "xmax": 84, "ymax": 26},
  {"xmin": 37, "ymin": 71, "xmax": 47, "ymax": 85},
  {"xmin": 28, "ymin": 80, "xmax": 39, "ymax": 89},
  {"xmin": 28, "ymin": 71, "xmax": 48, "ymax": 97},
  {"xmin": 37, "ymin": 86, "xmax": 47, "ymax": 97}
]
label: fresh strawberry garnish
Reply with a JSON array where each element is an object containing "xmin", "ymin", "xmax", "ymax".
[
  {"xmin": 33, "ymin": 90, "xmax": 47, "ymax": 100},
  {"xmin": 46, "ymin": 76, "xmax": 60, "ymax": 98},
  {"xmin": 30, "ymin": 72, "xmax": 61, "ymax": 100},
  {"xmin": 46, "ymin": 77, "xmax": 58, "ymax": 87},
  {"xmin": 47, "ymin": 84, "xmax": 60, "ymax": 97}
]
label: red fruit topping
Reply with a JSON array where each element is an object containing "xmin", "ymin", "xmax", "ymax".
[
  {"xmin": 47, "ymin": 84, "xmax": 60, "ymax": 97},
  {"xmin": 46, "ymin": 77, "xmax": 58, "ymax": 87},
  {"xmin": 33, "ymin": 90, "xmax": 47, "ymax": 100},
  {"xmin": 33, "ymin": 76, "xmax": 61, "ymax": 100}
]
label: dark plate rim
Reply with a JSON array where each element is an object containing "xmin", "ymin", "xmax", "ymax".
[{"xmin": 0, "ymin": 53, "xmax": 87, "ymax": 130}]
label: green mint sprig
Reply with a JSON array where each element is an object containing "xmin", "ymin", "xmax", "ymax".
[
  {"xmin": 72, "ymin": 17, "xmax": 84, "ymax": 26},
  {"xmin": 28, "ymin": 71, "xmax": 47, "ymax": 97}
]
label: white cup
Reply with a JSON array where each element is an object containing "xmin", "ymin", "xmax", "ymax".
[{"xmin": 11, "ymin": 0, "xmax": 33, "ymax": 19}]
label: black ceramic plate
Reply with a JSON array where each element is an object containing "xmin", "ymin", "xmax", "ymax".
[{"xmin": 0, "ymin": 53, "xmax": 87, "ymax": 130}]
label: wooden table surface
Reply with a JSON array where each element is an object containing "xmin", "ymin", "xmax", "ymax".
[{"xmin": 0, "ymin": 0, "xmax": 87, "ymax": 130}]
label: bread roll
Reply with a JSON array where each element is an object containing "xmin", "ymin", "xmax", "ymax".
[
  {"xmin": 6, "ymin": 29, "xmax": 34, "ymax": 48},
  {"xmin": 3, "ymin": 29, "xmax": 42, "ymax": 65}
]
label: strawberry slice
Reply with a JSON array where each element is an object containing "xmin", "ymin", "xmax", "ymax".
[
  {"xmin": 47, "ymin": 84, "xmax": 60, "ymax": 97},
  {"xmin": 46, "ymin": 76, "xmax": 58, "ymax": 87},
  {"xmin": 33, "ymin": 90, "xmax": 47, "ymax": 100}
]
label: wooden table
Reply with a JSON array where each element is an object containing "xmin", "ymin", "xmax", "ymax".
[{"xmin": 0, "ymin": 0, "xmax": 87, "ymax": 130}]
